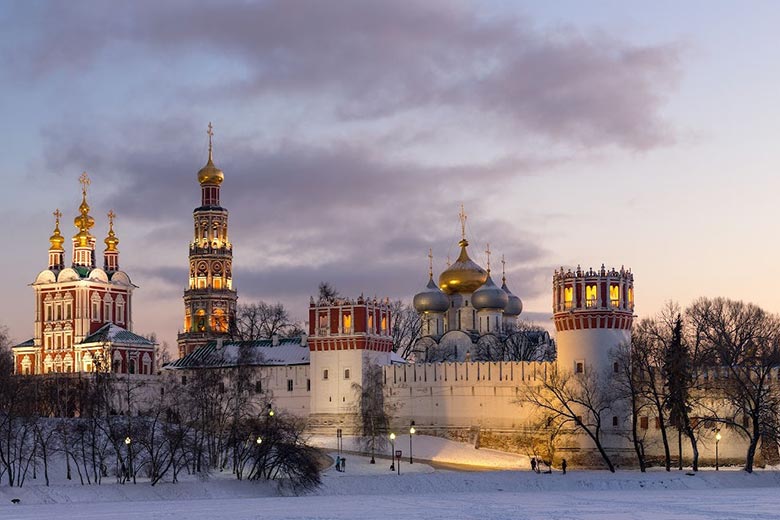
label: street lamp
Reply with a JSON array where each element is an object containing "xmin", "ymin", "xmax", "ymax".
[
  {"xmin": 256, "ymin": 436, "xmax": 262, "ymax": 445},
  {"xmin": 715, "ymin": 430, "xmax": 721, "ymax": 471},
  {"xmin": 409, "ymin": 422, "xmax": 416, "ymax": 464},
  {"xmin": 389, "ymin": 433, "xmax": 396, "ymax": 471},
  {"xmin": 336, "ymin": 428, "xmax": 343, "ymax": 458},
  {"xmin": 124, "ymin": 436, "xmax": 133, "ymax": 483}
]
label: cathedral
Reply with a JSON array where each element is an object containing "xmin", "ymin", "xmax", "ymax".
[{"xmin": 12, "ymin": 173, "xmax": 155, "ymax": 375}]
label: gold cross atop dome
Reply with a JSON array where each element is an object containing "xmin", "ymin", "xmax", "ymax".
[
  {"xmin": 501, "ymin": 254, "xmax": 506, "ymax": 283},
  {"xmin": 107, "ymin": 210, "xmax": 116, "ymax": 227},
  {"xmin": 458, "ymin": 203, "xmax": 467, "ymax": 241},
  {"xmin": 207, "ymin": 122, "xmax": 214, "ymax": 158},
  {"xmin": 53, "ymin": 209, "xmax": 62, "ymax": 222},
  {"xmin": 79, "ymin": 172, "xmax": 90, "ymax": 195},
  {"xmin": 485, "ymin": 243, "xmax": 492, "ymax": 273}
]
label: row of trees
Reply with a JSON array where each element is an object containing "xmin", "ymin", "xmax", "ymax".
[
  {"xmin": 0, "ymin": 336, "xmax": 320, "ymax": 491},
  {"xmin": 524, "ymin": 297, "xmax": 780, "ymax": 473}
]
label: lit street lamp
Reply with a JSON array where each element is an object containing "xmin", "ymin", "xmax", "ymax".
[
  {"xmin": 389, "ymin": 433, "xmax": 396, "ymax": 471},
  {"xmin": 409, "ymin": 422, "xmax": 416, "ymax": 464},
  {"xmin": 715, "ymin": 430, "xmax": 722, "ymax": 471},
  {"xmin": 124, "ymin": 436, "xmax": 134, "ymax": 484},
  {"xmin": 256, "ymin": 436, "xmax": 263, "ymax": 445}
]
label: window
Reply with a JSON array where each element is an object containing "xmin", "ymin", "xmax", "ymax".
[
  {"xmin": 91, "ymin": 298, "xmax": 100, "ymax": 322},
  {"xmin": 609, "ymin": 284, "xmax": 620, "ymax": 307},
  {"xmin": 306, "ymin": 379, "xmax": 311, "ymax": 391},
  {"xmin": 563, "ymin": 287, "xmax": 573, "ymax": 309},
  {"xmin": 116, "ymin": 301, "xmax": 125, "ymax": 324},
  {"xmin": 323, "ymin": 369, "xmax": 329, "ymax": 380},
  {"xmin": 128, "ymin": 359, "xmax": 136, "ymax": 374},
  {"xmin": 255, "ymin": 380, "xmax": 263, "ymax": 393},
  {"xmin": 342, "ymin": 314, "xmax": 352, "ymax": 331},
  {"xmin": 612, "ymin": 416, "xmax": 618, "ymax": 427},
  {"xmin": 575, "ymin": 361, "xmax": 584, "ymax": 374},
  {"xmin": 104, "ymin": 301, "xmax": 112, "ymax": 322},
  {"xmin": 344, "ymin": 368, "xmax": 350, "ymax": 380},
  {"xmin": 585, "ymin": 285, "xmax": 597, "ymax": 308},
  {"xmin": 640, "ymin": 416, "xmax": 649, "ymax": 429},
  {"xmin": 287, "ymin": 379, "xmax": 293, "ymax": 392}
]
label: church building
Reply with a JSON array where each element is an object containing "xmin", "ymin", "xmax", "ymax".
[{"xmin": 12, "ymin": 173, "xmax": 155, "ymax": 375}]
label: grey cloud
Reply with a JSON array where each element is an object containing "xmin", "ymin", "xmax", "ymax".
[{"xmin": 6, "ymin": 0, "xmax": 680, "ymax": 150}]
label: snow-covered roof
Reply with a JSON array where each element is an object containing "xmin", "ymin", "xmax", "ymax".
[
  {"xmin": 81, "ymin": 323, "xmax": 155, "ymax": 346},
  {"xmin": 167, "ymin": 338, "xmax": 310, "ymax": 370}
]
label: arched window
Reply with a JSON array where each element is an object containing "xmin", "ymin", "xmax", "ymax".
[
  {"xmin": 609, "ymin": 284, "xmax": 620, "ymax": 307},
  {"xmin": 585, "ymin": 285, "xmax": 598, "ymax": 308},
  {"xmin": 563, "ymin": 287, "xmax": 573, "ymax": 310}
]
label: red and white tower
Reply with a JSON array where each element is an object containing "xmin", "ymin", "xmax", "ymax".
[
  {"xmin": 552, "ymin": 264, "xmax": 634, "ymax": 375},
  {"xmin": 177, "ymin": 123, "xmax": 237, "ymax": 358},
  {"xmin": 13, "ymin": 173, "xmax": 154, "ymax": 375},
  {"xmin": 308, "ymin": 295, "xmax": 393, "ymax": 418}
]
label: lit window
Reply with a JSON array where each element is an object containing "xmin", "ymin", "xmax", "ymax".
[
  {"xmin": 585, "ymin": 285, "xmax": 597, "ymax": 308},
  {"xmin": 563, "ymin": 287, "xmax": 573, "ymax": 310},
  {"xmin": 343, "ymin": 314, "xmax": 352, "ymax": 331},
  {"xmin": 609, "ymin": 284, "xmax": 620, "ymax": 307}
]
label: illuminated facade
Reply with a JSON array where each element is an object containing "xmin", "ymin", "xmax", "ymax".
[
  {"xmin": 177, "ymin": 124, "xmax": 237, "ymax": 358},
  {"xmin": 12, "ymin": 173, "xmax": 155, "ymax": 375}
]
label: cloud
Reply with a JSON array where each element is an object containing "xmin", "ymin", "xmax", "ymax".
[{"xmin": 4, "ymin": 0, "xmax": 680, "ymax": 150}]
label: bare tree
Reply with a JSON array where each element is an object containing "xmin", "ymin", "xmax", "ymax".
[
  {"xmin": 352, "ymin": 362, "xmax": 394, "ymax": 462},
  {"xmin": 687, "ymin": 297, "xmax": 780, "ymax": 472},
  {"xmin": 389, "ymin": 300, "xmax": 421, "ymax": 359},
  {"xmin": 521, "ymin": 366, "xmax": 616, "ymax": 472},
  {"xmin": 234, "ymin": 302, "xmax": 301, "ymax": 340},
  {"xmin": 611, "ymin": 341, "xmax": 650, "ymax": 471},
  {"xmin": 317, "ymin": 282, "xmax": 340, "ymax": 305}
]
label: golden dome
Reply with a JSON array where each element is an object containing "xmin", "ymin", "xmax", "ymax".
[
  {"xmin": 72, "ymin": 173, "xmax": 95, "ymax": 247},
  {"xmin": 49, "ymin": 209, "xmax": 65, "ymax": 251},
  {"xmin": 198, "ymin": 122, "xmax": 224, "ymax": 185},
  {"xmin": 438, "ymin": 239, "xmax": 488, "ymax": 294},
  {"xmin": 197, "ymin": 156, "xmax": 224, "ymax": 186},
  {"xmin": 104, "ymin": 210, "xmax": 119, "ymax": 252}
]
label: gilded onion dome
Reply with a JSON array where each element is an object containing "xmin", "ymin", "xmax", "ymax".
[
  {"xmin": 73, "ymin": 173, "xmax": 95, "ymax": 247},
  {"xmin": 438, "ymin": 239, "xmax": 488, "ymax": 294},
  {"xmin": 501, "ymin": 278, "xmax": 523, "ymax": 316},
  {"xmin": 198, "ymin": 122, "xmax": 224, "ymax": 186},
  {"xmin": 472, "ymin": 274, "xmax": 509, "ymax": 310},
  {"xmin": 49, "ymin": 209, "xmax": 65, "ymax": 251},
  {"xmin": 104, "ymin": 210, "xmax": 119, "ymax": 251},
  {"xmin": 413, "ymin": 277, "xmax": 450, "ymax": 314}
]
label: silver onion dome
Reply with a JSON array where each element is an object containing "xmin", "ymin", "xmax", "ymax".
[
  {"xmin": 413, "ymin": 277, "xmax": 450, "ymax": 313},
  {"xmin": 501, "ymin": 280, "xmax": 523, "ymax": 316},
  {"xmin": 472, "ymin": 275, "xmax": 509, "ymax": 310}
]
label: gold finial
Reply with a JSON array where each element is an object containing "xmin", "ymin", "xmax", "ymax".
[
  {"xmin": 485, "ymin": 243, "xmax": 491, "ymax": 273},
  {"xmin": 207, "ymin": 122, "xmax": 214, "ymax": 161},
  {"xmin": 79, "ymin": 172, "xmax": 90, "ymax": 196},
  {"xmin": 428, "ymin": 248, "xmax": 434, "ymax": 279},
  {"xmin": 501, "ymin": 254, "xmax": 506, "ymax": 284},
  {"xmin": 49, "ymin": 208, "xmax": 65, "ymax": 251},
  {"xmin": 458, "ymin": 203, "xmax": 467, "ymax": 241},
  {"xmin": 104, "ymin": 210, "xmax": 119, "ymax": 252}
]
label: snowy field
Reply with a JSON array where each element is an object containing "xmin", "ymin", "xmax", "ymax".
[{"xmin": 1, "ymin": 435, "xmax": 779, "ymax": 519}]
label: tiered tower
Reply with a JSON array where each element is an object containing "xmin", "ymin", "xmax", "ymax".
[
  {"xmin": 177, "ymin": 123, "xmax": 237, "ymax": 358},
  {"xmin": 552, "ymin": 264, "xmax": 634, "ymax": 374},
  {"xmin": 308, "ymin": 295, "xmax": 393, "ymax": 419},
  {"xmin": 12, "ymin": 174, "xmax": 151, "ymax": 375}
]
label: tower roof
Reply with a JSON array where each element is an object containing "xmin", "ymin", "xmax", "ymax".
[{"xmin": 198, "ymin": 122, "xmax": 224, "ymax": 186}]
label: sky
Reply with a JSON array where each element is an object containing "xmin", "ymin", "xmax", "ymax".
[{"xmin": 1, "ymin": 1, "xmax": 779, "ymax": 353}]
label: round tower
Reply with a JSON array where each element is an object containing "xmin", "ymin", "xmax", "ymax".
[{"xmin": 553, "ymin": 264, "xmax": 634, "ymax": 375}]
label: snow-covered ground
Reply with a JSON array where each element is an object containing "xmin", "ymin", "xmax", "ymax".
[{"xmin": 1, "ymin": 436, "xmax": 779, "ymax": 519}]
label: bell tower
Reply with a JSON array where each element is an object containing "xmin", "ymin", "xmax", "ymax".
[{"xmin": 177, "ymin": 123, "xmax": 238, "ymax": 358}]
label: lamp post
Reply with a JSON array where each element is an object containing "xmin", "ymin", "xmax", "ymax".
[
  {"xmin": 336, "ymin": 428, "xmax": 343, "ymax": 458},
  {"xmin": 409, "ymin": 422, "xmax": 416, "ymax": 464},
  {"xmin": 389, "ymin": 433, "xmax": 396, "ymax": 471},
  {"xmin": 124, "ymin": 436, "xmax": 133, "ymax": 484},
  {"xmin": 715, "ymin": 430, "xmax": 721, "ymax": 471}
]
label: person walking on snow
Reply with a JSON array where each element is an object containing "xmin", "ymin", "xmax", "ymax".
[{"xmin": 561, "ymin": 459, "xmax": 568, "ymax": 475}]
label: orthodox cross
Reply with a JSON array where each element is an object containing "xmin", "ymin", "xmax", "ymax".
[
  {"xmin": 428, "ymin": 248, "xmax": 434, "ymax": 278},
  {"xmin": 53, "ymin": 208, "xmax": 62, "ymax": 224},
  {"xmin": 107, "ymin": 210, "xmax": 116, "ymax": 229},
  {"xmin": 207, "ymin": 122, "xmax": 214, "ymax": 157},
  {"xmin": 458, "ymin": 203, "xmax": 467, "ymax": 240},
  {"xmin": 501, "ymin": 255, "xmax": 507, "ymax": 283},
  {"xmin": 485, "ymin": 243, "xmax": 492, "ymax": 273},
  {"xmin": 79, "ymin": 172, "xmax": 90, "ymax": 195}
]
